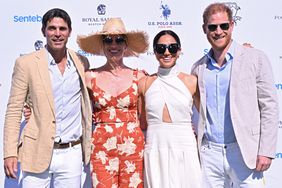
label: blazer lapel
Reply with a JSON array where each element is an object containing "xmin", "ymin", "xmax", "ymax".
[
  {"xmin": 230, "ymin": 42, "xmax": 244, "ymax": 91},
  {"xmin": 69, "ymin": 49, "xmax": 86, "ymax": 85},
  {"xmin": 36, "ymin": 49, "xmax": 56, "ymax": 117},
  {"xmin": 198, "ymin": 58, "xmax": 208, "ymax": 119}
]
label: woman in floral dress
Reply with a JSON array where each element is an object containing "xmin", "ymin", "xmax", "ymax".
[{"xmin": 77, "ymin": 18, "xmax": 149, "ymax": 188}]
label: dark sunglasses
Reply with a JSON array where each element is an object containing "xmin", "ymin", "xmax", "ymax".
[
  {"xmin": 154, "ymin": 43, "xmax": 180, "ymax": 55},
  {"xmin": 103, "ymin": 36, "xmax": 126, "ymax": 45},
  {"xmin": 207, "ymin": 23, "xmax": 230, "ymax": 32}
]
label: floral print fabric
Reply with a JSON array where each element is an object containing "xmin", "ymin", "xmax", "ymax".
[{"xmin": 90, "ymin": 69, "xmax": 144, "ymax": 188}]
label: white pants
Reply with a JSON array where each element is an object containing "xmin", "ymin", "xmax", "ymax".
[
  {"xmin": 200, "ymin": 140, "xmax": 264, "ymax": 188},
  {"xmin": 21, "ymin": 144, "xmax": 83, "ymax": 188}
]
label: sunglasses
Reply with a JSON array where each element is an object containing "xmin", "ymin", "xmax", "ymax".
[
  {"xmin": 103, "ymin": 36, "xmax": 126, "ymax": 45},
  {"xmin": 207, "ymin": 23, "xmax": 230, "ymax": 32},
  {"xmin": 154, "ymin": 43, "xmax": 180, "ymax": 55}
]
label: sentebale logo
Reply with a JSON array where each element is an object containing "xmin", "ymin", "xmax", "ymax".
[{"xmin": 14, "ymin": 15, "xmax": 42, "ymax": 23}]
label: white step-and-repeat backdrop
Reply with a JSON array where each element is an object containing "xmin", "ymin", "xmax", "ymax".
[{"xmin": 1, "ymin": 0, "xmax": 282, "ymax": 187}]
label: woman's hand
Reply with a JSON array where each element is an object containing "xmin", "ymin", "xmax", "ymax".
[{"xmin": 23, "ymin": 105, "xmax": 31, "ymax": 123}]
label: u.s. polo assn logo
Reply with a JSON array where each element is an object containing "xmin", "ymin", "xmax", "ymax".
[
  {"xmin": 160, "ymin": 1, "xmax": 171, "ymax": 20},
  {"xmin": 147, "ymin": 1, "xmax": 182, "ymax": 28}
]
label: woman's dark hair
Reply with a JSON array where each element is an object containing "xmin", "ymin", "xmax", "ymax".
[
  {"xmin": 41, "ymin": 8, "xmax": 72, "ymax": 33},
  {"xmin": 153, "ymin": 30, "xmax": 181, "ymax": 49}
]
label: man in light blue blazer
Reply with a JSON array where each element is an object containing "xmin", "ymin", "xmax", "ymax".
[{"xmin": 191, "ymin": 3, "xmax": 278, "ymax": 187}]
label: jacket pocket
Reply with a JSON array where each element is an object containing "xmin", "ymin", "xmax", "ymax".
[{"xmin": 24, "ymin": 128, "xmax": 38, "ymax": 139}]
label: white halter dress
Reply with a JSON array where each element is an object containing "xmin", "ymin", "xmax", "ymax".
[{"xmin": 144, "ymin": 65, "xmax": 201, "ymax": 188}]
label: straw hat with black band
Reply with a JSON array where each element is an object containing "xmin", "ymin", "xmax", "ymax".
[{"xmin": 77, "ymin": 18, "xmax": 149, "ymax": 57}]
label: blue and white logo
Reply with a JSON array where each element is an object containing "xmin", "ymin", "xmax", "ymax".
[
  {"xmin": 97, "ymin": 4, "xmax": 106, "ymax": 15},
  {"xmin": 13, "ymin": 14, "xmax": 42, "ymax": 23},
  {"xmin": 147, "ymin": 1, "xmax": 182, "ymax": 29},
  {"xmin": 160, "ymin": 1, "xmax": 171, "ymax": 20},
  {"xmin": 276, "ymin": 152, "xmax": 282, "ymax": 159},
  {"xmin": 34, "ymin": 40, "xmax": 43, "ymax": 51},
  {"xmin": 81, "ymin": 3, "xmax": 109, "ymax": 26},
  {"xmin": 275, "ymin": 83, "xmax": 282, "ymax": 90}
]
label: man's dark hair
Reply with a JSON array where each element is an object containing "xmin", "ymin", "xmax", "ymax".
[{"xmin": 41, "ymin": 8, "xmax": 72, "ymax": 33}]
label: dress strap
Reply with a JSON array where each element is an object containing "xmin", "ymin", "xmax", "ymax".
[
  {"xmin": 143, "ymin": 76, "xmax": 149, "ymax": 95},
  {"xmin": 132, "ymin": 69, "xmax": 139, "ymax": 84},
  {"xmin": 90, "ymin": 69, "xmax": 98, "ymax": 91}
]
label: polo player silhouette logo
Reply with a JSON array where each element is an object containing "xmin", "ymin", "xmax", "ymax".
[
  {"xmin": 225, "ymin": 2, "xmax": 242, "ymax": 24},
  {"xmin": 97, "ymin": 4, "xmax": 106, "ymax": 15},
  {"xmin": 34, "ymin": 40, "xmax": 43, "ymax": 51},
  {"xmin": 160, "ymin": 1, "xmax": 171, "ymax": 20}
]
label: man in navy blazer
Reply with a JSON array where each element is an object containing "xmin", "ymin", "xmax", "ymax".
[{"xmin": 192, "ymin": 3, "xmax": 278, "ymax": 187}]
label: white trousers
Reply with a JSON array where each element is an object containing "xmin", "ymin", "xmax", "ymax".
[
  {"xmin": 21, "ymin": 144, "xmax": 83, "ymax": 188},
  {"xmin": 200, "ymin": 140, "xmax": 264, "ymax": 188}
]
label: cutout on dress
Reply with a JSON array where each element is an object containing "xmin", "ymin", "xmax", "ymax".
[{"xmin": 162, "ymin": 103, "xmax": 172, "ymax": 123}]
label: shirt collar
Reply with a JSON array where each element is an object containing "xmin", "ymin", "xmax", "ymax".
[
  {"xmin": 205, "ymin": 40, "xmax": 234, "ymax": 69},
  {"xmin": 47, "ymin": 48, "xmax": 71, "ymax": 68}
]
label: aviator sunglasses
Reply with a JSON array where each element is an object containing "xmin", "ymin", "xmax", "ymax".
[
  {"xmin": 103, "ymin": 35, "xmax": 126, "ymax": 45},
  {"xmin": 154, "ymin": 43, "xmax": 180, "ymax": 55},
  {"xmin": 207, "ymin": 23, "xmax": 230, "ymax": 32}
]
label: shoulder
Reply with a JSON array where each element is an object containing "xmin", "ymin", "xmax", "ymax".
[
  {"xmin": 138, "ymin": 73, "xmax": 157, "ymax": 94},
  {"xmin": 191, "ymin": 55, "xmax": 207, "ymax": 74},
  {"xmin": 178, "ymin": 72, "xmax": 197, "ymax": 85},
  {"xmin": 85, "ymin": 68, "xmax": 98, "ymax": 87},
  {"xmin": 236, "ymin": 43, "xmax": 271, "ymax": 68},
  {"xmin": 135, "ymin": 68, "xmax": 149, "ymax": 80},
  {"xmin": 178, "ymin": 72, "xmax": 197, "ymax": 95},
  {"xmin": 68, "ymin": 49, "xmax": 90, "ymax": 70},
  {"xmin": 14, "ymin": 50, "xmax": 42, "ymax": 68},
  {"xmin": 234, "ymin": 40, "xmax": 267, "ymax": 58},
  {"xmin": 85, "ymin": 68, "xmax": 98, "ymax": 78}
]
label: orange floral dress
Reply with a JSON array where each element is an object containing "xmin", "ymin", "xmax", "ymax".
[{"xmin": 90, "ymin": 69, "xmax": 144, "ymax": 188}]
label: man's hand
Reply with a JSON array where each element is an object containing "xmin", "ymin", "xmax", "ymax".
[
  {"xmin": 256, "ymin": 155, "xmax": 272, "ymax": 171},
  {"xmin": 4, "ymin": 156, "xmax": 18, "ymax": 179}
]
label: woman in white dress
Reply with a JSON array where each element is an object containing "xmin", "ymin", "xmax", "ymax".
[{"xmin": 138, "ymin": 30, "xmax": 202, "ymax": 188}]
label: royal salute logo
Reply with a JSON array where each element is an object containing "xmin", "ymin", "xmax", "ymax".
[
  {"xmin": 81, "ymin": 4, "xmax": 110, "ymax": 26},
  {"xmin": 20, "ymin": 40, "xmax": 44, "ymax": 56},
  {"xmin": 147, "ymin": 1, "xmax": 182, "ymax": 29},
  {"xmin": 224, "ymin": 2, "xmax": 242, "ymax": 24},
  {"xmin": 97, "ymin": 4, "xmax": 106, "ymax": 15},
  {"xmin": 34, "ymin": 40, "xmax": 43, "ymax": 51}
]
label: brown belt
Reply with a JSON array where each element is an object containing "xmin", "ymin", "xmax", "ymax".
[{"xmin": 53, "ymin": 138, "xmax": 82, "ymax": 149}]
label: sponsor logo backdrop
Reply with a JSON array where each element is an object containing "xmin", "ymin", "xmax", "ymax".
[{"xmin": 1, "ymin": 0, "xmax": 282, "ymax": 187}]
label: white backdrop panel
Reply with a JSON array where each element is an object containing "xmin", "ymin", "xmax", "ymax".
[{"xmin": 1, "ymin": 0, "xmax": 282, "ymax": 187}]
